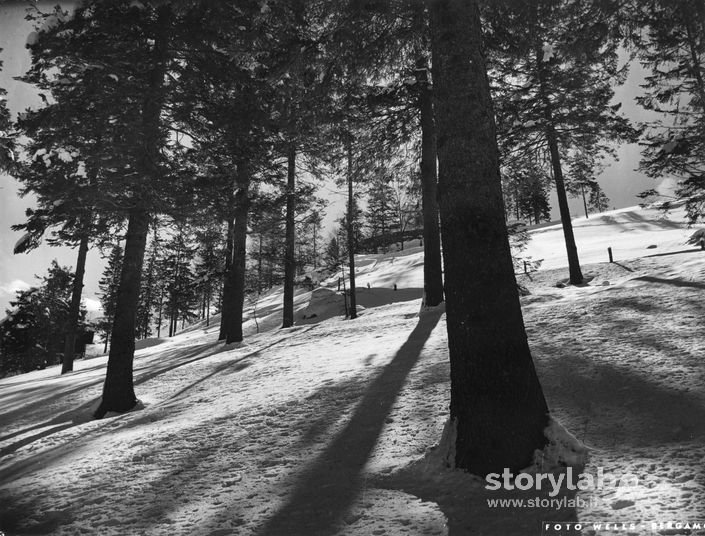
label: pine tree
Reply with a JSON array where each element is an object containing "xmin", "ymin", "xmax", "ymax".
[
  {"xmin": 565, "ymin": 149, "xmax": 604, "ymax": 219},
  {"xmin": 193, "ymin": 220, "xmax": 224, "ymax": 328},
  {"xmin": 0, "ymin": 48, "xmax": 15, "ymax": 173},
  {"xmin": 630, "ymin": 0, "xmax": 705, "ymax": 222},
  {"xmin": 322, "ymin": 235, "xmax": 343, "ymax": 273},
  {"xmin": 161, "ymin": 226, "xmax": 198, "ymax": 337},
  {"xmin": 97, "ymin": 243, "xmax": 123, "ymax": 354},
  {"xmin": 0, "ymin": 261, "xmax": 85, "ymax": 375},
  {"xmin": 173, "ymin": 2, "xmax": 286, "ymax": 344},
  {"xmin": 297, "ymin": 210, "xmax": 324, "ymax": 272},
  {"xmin": 505, "ymin": 161, "xmax": 552, "ymax": 224},
  {"xmin": 13, "ymin": 5, "xmax": 122, "ymax": 373},
  {"xmin": 489, "ymin": 0, "xmax": 637, "ymax": 284},
  {"xmin": 365, "ymin": 170, "xmax": 397, "ymax": 251},
  {"xmin": 588, "ymin": 184, "xmax": 610, "ymax": 214},
  {"xmin": 136, "ymin": 228, "xmax": 166, "ymax": 340},
  {"xmin": 429, "ymin": 0, "xmax": 550, "ymax": 475},
  {"xmin": 389, "ymin": 165, "xmax": 422, "ymax": 251}
]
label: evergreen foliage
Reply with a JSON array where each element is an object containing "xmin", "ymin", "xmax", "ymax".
[
  {"xmin": 630, "ymin": 0, "xmax": 705, "ymax": 222},
  {"xmin": 0, "ymin": 261, "xmax": 87, "ymax": 376}
]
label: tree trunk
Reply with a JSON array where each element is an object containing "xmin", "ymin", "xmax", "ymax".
[
  {"xmin": 140, "ymin": 239, "xmax": 156, "ymax": 340},
  {"xmin": 206, "ymin": 290, "xmax": 210, "ymax": 327},
  {"xmin": 169, "ymin": 238, "xmax": 182, "ymax": 337},
  {"xmin": 580, "ymin": 184, "xmax": 589, "ymax": 219},
  {"xmin": 224, "ymin": 161, "xmax": 251, "ymax": 343},
  {"xmin": 428, "ymin": 0, "xmax": 549, "ymax": 475},
  {"xmin": 94, "ymin": 5, "xmax": 170, "ymax": 418},
  {"xmin": 312, "ymin": 222, "xmax": 318, "ymax": 269},
  {"xmin": 218, "ymin": 212, "xmax": 235, "ymax": 340},
  {"xmin": 61, "ymin": 231, "xmax": 89, "ymax": 374},
  {"xmin": 416, "ymin": 59, "xmax": 444, "ymax": 307},
  {"xmin": 156, "ymin": 287, "xmax": 164, "ymax": 338},
  {"xmin": 535, "ymin": 40, "xmax": 583, "ymax": 284},
  {"xmin": 282, "ymin": 142, "xmax": 296, "ymax": 328},
  {"xmin": 95, "ymin": 207, "xmax": 150, "ymax": 417},
  {"xmin": 346, "ymin": 141, "xmax": 357, "ymax": 320}
]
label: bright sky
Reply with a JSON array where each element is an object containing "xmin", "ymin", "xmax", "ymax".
[{"xmin": 0, "ymin": 2, "xmax": 671, "ymax": 316}]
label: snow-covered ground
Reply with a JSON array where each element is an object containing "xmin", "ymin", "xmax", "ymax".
[{"xmin": 1, "ymin": 204, "xmax": 704, "ymax": 536}]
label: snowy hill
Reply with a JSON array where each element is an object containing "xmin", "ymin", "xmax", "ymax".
[
  {"xmin": 524, "ymin": 202, "xmax": 698, "ymax": 270},
  {"xmin": 1, "ymin": 205, "xmax": 704, "ymax": 536}
]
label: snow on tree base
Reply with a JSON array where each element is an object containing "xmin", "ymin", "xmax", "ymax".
[{"xmin": 530, "ymin": 416, "xmax": 590, "ymax": 472}]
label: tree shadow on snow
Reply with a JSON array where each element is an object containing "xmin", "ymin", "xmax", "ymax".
[
  {"xmin": 255, "ymin": 308, "xmax": 444, "ymax": 536},
  {"xmin": 632, "ymin": 275, "xmax": 705, "ymax": 290},
  {"xmin": 374, "ymin": 464, "xmax": 581, "ymax": 536},
  {"xmin": 0, "ymin": 341, "xmax": 225, "ymax": 455}
]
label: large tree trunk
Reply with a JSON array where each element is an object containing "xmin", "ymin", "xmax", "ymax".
[
  {"xmin": 95, "ymin": 207, "xmax": 150, "ymax": 417},
  {"xmin": 61, "ymin": 231, "xmax": 89, "ymax": 374},
  {"xmin": 94, "ymin": 5, "xmax": 170, "ymax": 418},
  {"xmin": 282, "ymin": 142, "xmax": 296, "ymax": 328},
  {"xmin": 346, "ymin": 141, "xmax": 357, "ymax": 320},
  {"xmin": 428, "ymin": 0, "xmax": 549, "ymax": 475},
  {"xmin": 224, "ymin": 161, "xmax": 251, "ymax": 343},
  {"xmin": 416, "ymin": 58, "xmax": 444, "ymax": 307}
]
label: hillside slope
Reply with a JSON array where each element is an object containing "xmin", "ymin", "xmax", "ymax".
[{"xmin": 1, "ymin": 205, "xmax": 704, "ymax": 536}]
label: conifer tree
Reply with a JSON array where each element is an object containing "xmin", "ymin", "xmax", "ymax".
[
  {"xmin": 488, "ymin": 0, "xmax": 637, "ymax": 284},
  {"xmin": 193, "ymin": 221, "xmax": 224, "ymax": 327},
  {"xmin": 97, "ymin": 243, "xmax": 123, "ymax": 354},
  {"xmin": 0, "ymin": 261, "xmax": 85, "ymax": 375},
  {"xmin": 429, "ymin": 0, "xmax": 550, "ymax": 474},
  {"xmin": 14, "ymin": 5, "xmax": 121, "ymax": 373},
  {"xmin": 365, "ymin": 170, "xmax": 397, "ymax": 251},
  {"xmin": 630, "ymin": 0, "xmax": 705, "ymax": 222},
  {"xmin": 136, "ymin": 228, "xmax": 166, "ymax": 340},
  {"xmin": 0, "ymin": 48, "xmax": 14, "ymax": 173}
]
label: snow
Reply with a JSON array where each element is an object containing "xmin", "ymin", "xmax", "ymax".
[
  {"xmin": 12, "ymin": 233, "xmax": 33, "ymax": 254},
  {"xmin": 1, "ymin": 204, "xmax": 704, "ymax": 535},
  {"xmin": 542, "ymin": 43, "xmax": 555, "ymax": 61},
  {"xmin": 56, "ymin": 148, "xmax": 73, "ymax": 163}
]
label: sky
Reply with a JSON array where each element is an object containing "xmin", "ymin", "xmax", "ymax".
[{"xmin": 0, "ymin": 2, "xmax": 673, "ymax": 316}]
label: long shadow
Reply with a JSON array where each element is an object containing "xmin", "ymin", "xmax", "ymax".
[
  {"xmin": 612, "ymin": 261, "xmax": 633, "ymax": 272},
  {"xmin": 0, "ymin": 341, "xmax": 224, "ymax": 436},
  {"xmin": 0, "ymin": 342, "xmax": 222, "ymax": 447},
  {"xmin": 255, "ymin": 309, "xmax": 443, "ymax": 536},
  {"xmin": 644, "ymin": 248, "xmax": 703, "ymax": 259},
  {"xmin": 1, "ymin": 327, "xmax": 321, "ymax": 473},
  {"xmin": 632, "ymin": 275, "xmax": 705, "ymax": 290},
  {"xmin": 0, "ymin": 341, "xmax": 237, "ymax": 461}
]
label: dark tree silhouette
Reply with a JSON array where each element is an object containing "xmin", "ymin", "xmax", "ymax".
[{"xmin": 428, "ymin": 0, "xmax": 549, "ymax": 475}]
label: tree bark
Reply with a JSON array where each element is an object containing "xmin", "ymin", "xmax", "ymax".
[
  {"xmin": 416, "ymin": 59, "xmax": 444, "ymax": 307},
  {"xmin": 224, "ymin": 161, "xmax": 251, "ymax": 343},
  {"xmin": 346, "ymin": 141, "xmax": 357, "ymax": 320},
  {"xmin": 282, "ymin": 142, "xmax": 296, "ymax": 328},
  {"xmin": 94, "ymin": 5, "xmax": 170, "ymax": 418},
  {"xmin": 428, "ymin": 0, "xmax": 549, "ymax": 475},
  {"xmin": 95, "ymin": 207, "xmax": 149, "ymax": 417},
  {"xmin": 61, "ymin": 231, "xmax": 89, "ymax": 374}
]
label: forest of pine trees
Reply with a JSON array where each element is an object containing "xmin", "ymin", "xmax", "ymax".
[{"xmin": 0, "ymin": 0, "xmax": 703, "ymax": 479}]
